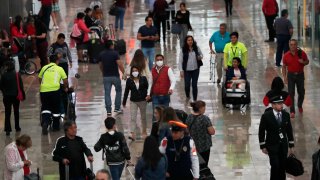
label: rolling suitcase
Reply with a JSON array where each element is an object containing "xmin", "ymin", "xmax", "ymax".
[
  {"xmin": 109, "ymin": 24, "xmax": 126, "ymax": 55},
  {"xmin": 65, "ymin": 162, "xmax": 95, "ymax": 180}
]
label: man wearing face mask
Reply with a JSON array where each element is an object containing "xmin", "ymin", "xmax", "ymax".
[{"xmin": 146, "ymin": 54, "xmax": 176, "ymax": 108}]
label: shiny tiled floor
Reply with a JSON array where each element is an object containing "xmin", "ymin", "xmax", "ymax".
[{"xmin": 1, "ymin": 0, "xmax": 319, "ymax": 179}]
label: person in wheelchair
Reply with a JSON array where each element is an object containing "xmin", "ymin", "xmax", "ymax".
[{"xmin": 226, "ymin": 57, "xmax": 246, "ymax": 90}]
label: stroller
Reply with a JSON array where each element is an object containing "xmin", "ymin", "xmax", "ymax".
[{"xmin": 86, "ymin": 26, "xmax": 106, "ymax": 63}]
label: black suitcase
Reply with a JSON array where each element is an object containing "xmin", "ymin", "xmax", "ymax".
[
  {"xmin": 87, "ymin": 40, "xmax": 105, "ymax": 63},
  {"xmin": 114, "ymin": 39, "xmax": 126, "ymax": 55},
  {"xmin": 108, "ymin": 24, "xmax": 126, "ymax": 55}
]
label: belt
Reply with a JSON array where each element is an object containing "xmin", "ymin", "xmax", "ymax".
[{"xmin": 288, "ymin": 72, "xmax": 303, "ymax": 75}]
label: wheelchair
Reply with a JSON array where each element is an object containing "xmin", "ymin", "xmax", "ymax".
[{"xmin": 221, "ymin": 78, "xmax": 251, "ymax": 107}]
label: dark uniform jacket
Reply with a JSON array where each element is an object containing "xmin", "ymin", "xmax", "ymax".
[
  {"xmin": 52, "ymin": 136, "xmax": 93, "ymax": 180},
  {"xmin": 258, "ymin": 109, "xmax": 294, "ymax": 153}
]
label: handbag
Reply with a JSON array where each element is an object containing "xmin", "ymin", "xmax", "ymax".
[
  {"xmin": 24, "ymin": 173, "xmax": 40, "ymax": 180},
  {"xmin": 16, "ymin": 73, "xmax": 25, "ymax": 101},
  {"xmin": 70, "ymin": 24, "xmax": 84, "ymax": 43},
  {"xmin": 286, "ymin": 154, "xmax": 304, "ymax": 176},
  {"xmin": 109, "ymin": 3, "xmax": 119, "ymax": 16},
  {"xmin": 171, "ymin": 23, "xmax": 182, "ymax": 34},
  {"xmin": 86, "ymin": 162, "xmax": 95, "ymax": 180}
]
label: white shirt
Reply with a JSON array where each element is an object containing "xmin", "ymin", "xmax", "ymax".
[
  {"xmin": 273, "ymin": 109, "xmax": 282, "ymax": 120},
  {"xmin": 234, "ymin": 69, "xmax": 241, "ymax": 78},
  {"xmin": 147, "ymin": 66, "xmax": 176, "ymax": 95}
]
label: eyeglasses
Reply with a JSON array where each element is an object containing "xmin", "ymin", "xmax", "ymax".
[{"xmin": 156, "ymin": 59, "xmax": 163, "ymax": 61}]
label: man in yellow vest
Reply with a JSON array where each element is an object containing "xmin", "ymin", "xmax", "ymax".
[
  {"xmin": 223, "ymin": 31, "xmax": 248, "ymax": 70},
  {"xmin": 39, "ymin": 54, "xmax": 68, "ymax": 135}
]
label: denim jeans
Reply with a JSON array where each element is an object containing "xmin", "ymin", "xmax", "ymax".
[
  {"xmin": 109, "ymin": 164, "xmax": 125, "ymax": 180},
  {"xmin": 275, "ymin": 35, "xmax": 291, "ymax": 66},
  {"xmin": 184, "ymin": 69, "xmax": 200, "ymax": 101},
  {"xmin": 152, "ymin": 95, "xmax": 170, "ymax": 108},
  {"xmin": 103, "ymin": 76, "xmax": 122, "ymax": 113},
  {"xmin": 141, "ymin": 47, "xmax": 155, "ymax": 70},
  {"xmin": 115, "ymin": 7, "xmax": 126, "ymax": 30}
]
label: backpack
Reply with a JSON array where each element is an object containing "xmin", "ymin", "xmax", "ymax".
[{"xmin": 103, "ymin": 133, "xmax": 125, "ymax": 163}]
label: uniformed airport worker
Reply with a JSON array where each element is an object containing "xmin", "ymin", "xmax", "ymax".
[
  {"xmin": 39, "ymin": 54, "xmax": 68, "ymax": 135},
  {"xmin": 258, "ymin": 95, "xmax": 294, "ymax": 180},
  {"xmin": 159, "ymin": 120, "xmax": 199, "ymax": 180}
]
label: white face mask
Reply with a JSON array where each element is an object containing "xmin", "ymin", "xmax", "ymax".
[
  {"xmin": 132, "ymin": 72, "xmax": 139, "ymax": 77},
  {"xmin": 156, "ymin": 61, "xmax": 164, "ymax": 67}
]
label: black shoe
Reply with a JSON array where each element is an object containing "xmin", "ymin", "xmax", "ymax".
[
  {"xmin": 16, "ymin": 128, "xmax": 21, "ymax": 132},
  {"xmin": 217, "ymin": 79, "xmax": 221, "ymax": 84},
  {"xmin": 5, "ymin": 132, "xmax": 10, "ymax": 136}
]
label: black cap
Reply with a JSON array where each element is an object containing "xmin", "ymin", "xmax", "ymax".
[{"xmin": 270, "ymin": 95, "xmax": 284, "ymax": 103}]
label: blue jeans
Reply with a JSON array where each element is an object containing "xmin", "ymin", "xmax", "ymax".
[
  {"xmin": 275, "ymin": 34, "xmax": 291, "ymax": 66},
  {"xmin": 152, "ymin": 95, "xmax": 170, "ymax": 121},
  {"xmin": 103, "ymin": 76, "xmax": 122, "ymax": 113},
  {"xmin": 115, "ymin": 7, "xmax": 126, "ymax": 30},
  {"xmin": 109, "ymin": 164, "xmax": 125, "ymax": 180},
  {"xmin": 141, "ymin": 47, "xmax": 155, "ymax": 70}
]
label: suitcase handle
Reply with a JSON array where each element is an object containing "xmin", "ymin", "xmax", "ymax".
[{"xmin": 65, "ymin": 165, "xmax": 69, "ymax": 180}]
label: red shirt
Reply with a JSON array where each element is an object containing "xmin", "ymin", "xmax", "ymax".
[
  {"xmin": 262, "ymin": 0, "xmax": 278, "ymax": 16},
  {"xmin": 283, "ymin": 50, "xmax": 308, "ymax": 73},
  {"xmin": 40, "ymin": 0, "xmax": 52, "ymax": 6},
  {"xmin": 26, "ymin": 24, "xmax": 36, "ymax": 35}
]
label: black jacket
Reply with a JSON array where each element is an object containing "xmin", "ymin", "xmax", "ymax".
[
  {"xmin": 258, "ymin": 110, "xmax": 294, "ymax": 153},
  {"xmin": 94, "ymin": 131, "xmax": 131, "ymax": 165},
  {"xmin": 122, "ymin": 76, "xmax": 148, "ymax": 105},
  {"xmin": 0, "ymin": 71, "xmax": 25, "ymax": 98},
  {"xmin": 52, "ymin": 136, "xmax": 93, "ymax": 180}
]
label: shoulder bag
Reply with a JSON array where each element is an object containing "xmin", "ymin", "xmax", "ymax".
[
  {"xmin": 70, "ymin": 23, "xmax": 84, "ymax": 43},
  {"xmin": 109, "ymin": 2, "xmax": 120, "ymax": 16}
]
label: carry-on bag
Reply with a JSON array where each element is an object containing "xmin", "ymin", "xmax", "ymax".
[
  {"xmin": 108, "ymin": 24, "xmax": 126, "ymax": 55},
  {"xmin": 286, "ymin": 154, "xmax": 304, "ymax": 176}
]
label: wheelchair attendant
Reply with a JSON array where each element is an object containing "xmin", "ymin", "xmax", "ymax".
[{"xmin": 226, "ymin": 57, "xmax": 246, "ymax": 90}]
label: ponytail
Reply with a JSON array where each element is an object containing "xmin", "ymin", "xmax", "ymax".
[{"xmin": 190, "ymin": 100, "xmax": 206, "ymax": 113}]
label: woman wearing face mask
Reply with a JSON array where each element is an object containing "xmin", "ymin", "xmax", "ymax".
[
  {"xmin": 123, "ymin": 66, "xmax": 149, "ymax": 140},
  {"xmin": 179, "ymin": 35, "xmax": 203, "ymax": 102}
]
